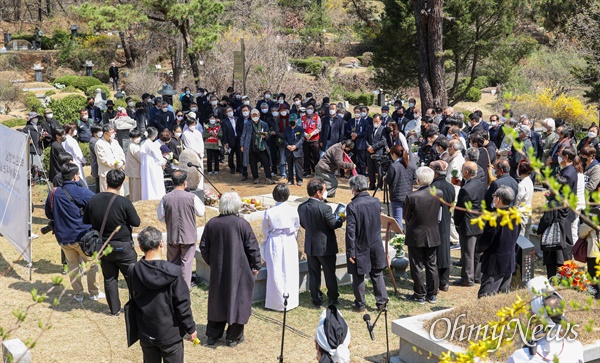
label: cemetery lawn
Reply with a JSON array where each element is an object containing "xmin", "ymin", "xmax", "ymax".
[{"xmin": 0, "ymin": 170, "xmax": 559, "ymax": 362}]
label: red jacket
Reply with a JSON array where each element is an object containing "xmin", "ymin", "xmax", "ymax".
[{"xmin": 302, "ymin": 114, "xmax": 321, "ymax": 141}]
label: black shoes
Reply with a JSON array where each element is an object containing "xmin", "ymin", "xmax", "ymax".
[
  {"xmin": 452, "ymin": 279, "xmax": 474, "ymax": 287},
  {"xmin": 426, "ymin": 295, "xmax": 437, "ymax": 304},
  {"xmin": 351, "ymin": 303, "xmax": 366, "ymax": 312},
  {"xmin": 406, "ymin": 294, "xmax": 425, "ymax": 305},
  {"xmin": 439, "ymin": 284, "xmax": 449, "ymax": 292},
  {"xmin": 227, "ymin": 336, "xmax": 244, "ymax": 348},
  {"xmin": 206, "ymin": 337, "xmax": 217, "ymax": 346}
]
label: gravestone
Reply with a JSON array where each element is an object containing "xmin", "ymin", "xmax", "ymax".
[
  {"xmin": 83, "ymin": 60, "xmax": 94, "ymax": 77},
  {"xmin": 179, "ymin": 149, "xmax": 203, "ymax": 190},
  {"xmin": 32, "ymin": 64, "xmax": 44, "ymax": 82},
  {"xmin": 2, "ymin": 339, "xmax": 31, "ymax": 363}
]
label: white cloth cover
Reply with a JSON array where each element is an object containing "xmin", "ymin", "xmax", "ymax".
[
  {"xmin": 140, "ymin": 139, "xmax": 166, "ymax": 200},
  {"xmin": 62, "ymin": 134, "xmax": 87, "ymax": 187}
]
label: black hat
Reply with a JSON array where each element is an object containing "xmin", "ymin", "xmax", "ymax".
[{"xmin": 106, "ymin": 100, "xmax": 114, "ymax": 106}]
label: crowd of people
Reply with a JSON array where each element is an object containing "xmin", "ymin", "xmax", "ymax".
[{"xmin": 31, "ymin": 83, "xmax": 600, "ymax": 363}]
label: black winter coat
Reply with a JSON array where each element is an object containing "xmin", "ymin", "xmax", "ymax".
[
  {"xmin": 298, "ymin": 198, "xmax": 343, "ymax": 256},
  {"xmin": 385, "ymin": 159, "xmax": 415, "ymax": 203},
  {"xmin": 455, "ymin": 178, "xmax": 486, "ymax": 237},
  {"xmin": 404, "ymin": 186, "xmax": 443, "ymax": 248},
  {"xmin": 477, "ymin": 212, "xmax": 520, "ymax": 276}
]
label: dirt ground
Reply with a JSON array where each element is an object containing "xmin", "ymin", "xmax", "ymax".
[{"xmin": 0, "ymin": 161, "xmax": 577, "ymax": 363}]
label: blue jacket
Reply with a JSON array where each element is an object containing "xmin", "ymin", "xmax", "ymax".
[
  {"xmin": 283, "ymin": 125, "xmax": 304, "ymax": 158},
  {"xmin": 45, "ymin": 180, "xmax": 95, "ymax": 245}
]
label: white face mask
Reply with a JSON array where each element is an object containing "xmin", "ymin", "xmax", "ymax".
[
  {"xmin": 374, "ymin": 123, "xmax": 381, "ymax": 129},
  {"xmin": 252, "ymin": 116, "xmax": 260, "ymax": 122},
  {"xmin": 72, "ymin": 130, "xmax": 78, "ymax": 137},
  {"xmin": 265, "ymin": 94, "xmax": 271, "ymax": 100},
  {"xmin": 329, "ymin": 110, "xmax": 336, "ymax": 115},
  {"xmin": 306, "ymin": 109, "xmax": 314, "ymax": 115},
  {"xmin": 261, "ymin": 108, "xmax": 268, "ymax": 114},
  {"xmin": 190, "ymin": 107, "xmax": 197, "ymax": 112},
  {"xmin": 272, "ymin": 111, "xmax": 279, "ymax": 117},
  {"xmin": 81, "ymin": 115, "xmax": 89, "ymax": 121},
  {"xmin": 110, "ymin": 133, "xmax": 116, "ymax": 140},
  {"xmin": 211, "ymin": 101, "xmax": 218, "ymax": 106},
  {"xmin": 294, "ymin": 100, "xmax": 301, "ymax": 106},
  {"xmin": 209, "ymin": 119, "xmax": 216, "ymax": 124},
  {"xmin": 278, "ymin": 99, "xmax": 284, "ymax": 104},
  {"xmin": 186, "ymin": 90, "xmax": 190, "ymax": 95},
  {"xmin": 128, "ymin": 102, "xmax": 134, "ymax": 107},
  {"xmin": 558, "ymin": 156, "xmax": 563, "ymax": 164},
  {"xmin": 227, "ymin": 111, "xmax": 234, "ymax": 118},
  {"xmin": 46, "ymin": 113, "xmax": 53, "ymax": 119},
  {"xmin": 361, "ymin": 112, "xmax": 367, "ymax": 117},
  {"xmin": 491, "ymin": 121, "xmax": 498, "ymax": 127},
  {"xmin": 243, "ymin": 100, "xmax": 250, "ymax": 105},
  {"xmin": 354, "ymin": 114, "xmax": 360, "ymax": 119},
  {"xmin": 96, "ymin": 132, "xmax": 103, "ymax": 138},
  {"xmin": 174, "ymin": 132, "xmax": 182, "ymax": 138},
  {"xmin": 588, "ymin": 132, "xmax": 597, "ymax": 139},
  {"xmin": 162, "ymin": 108, "xmax": 168, "ymax": 112},
  {"xmin": 189, "ymin": 125, "xmax": 196, "ymax": 131},
  {"xmin": 31, "ymin": 118, "xmax": 38, "ymax": 124},
  {"xmin": 409, "ymin": 102, "xmax": 415, "ymax": 108},
  {"xmin": 281, "ymin": 111, "xmax": 288, "ymax": 116},
  {"xmin": 322, "ymin": 190, "xmax": 328, "ymax": 200},
  {"xmin": 176, "ymin": 115, "xmax": 184, "ymax": 121},
  {"xmin": 382, "ymin": 112, "xmax": 388, "ymax": 117},
  {"xmin": 133, "ymin": 137, "xmax": 141, "ymax": 144},
  {"xmin": 243, "ymin": 111, "xmax": 250, "ymax": 117}
]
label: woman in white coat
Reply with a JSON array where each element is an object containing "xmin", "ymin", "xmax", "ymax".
[
  {"xmin": 124, "ymin": 129, "xmax": 142, "ymax": 202},
  {"xmin": 62, "ymin": 122, "xmax": 88, "ymax": 188},
  {"xmin": 140, "ymin": 127, "xmax": 166, "ymax": 200},
  {"xmin": 262, "ymin": 184, "xmax": 300, "ymax": 311}
]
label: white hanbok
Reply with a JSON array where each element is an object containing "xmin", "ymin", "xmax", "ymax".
[
  {"xmin": 140, "ymin": 139, "xmax": 166, "ymax": 200},
  {"xmin": 262, "ymin": 201, "xmax": 300, "ymax": 311},
  {"xmin": 62, "ymin": 134, "xmax": 88, "ymax": 188}
]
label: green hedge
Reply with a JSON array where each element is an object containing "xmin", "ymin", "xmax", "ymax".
[
  {"xmin": 92, "ymin": 70, "xmax": 110, "ymax": 83},
  {"xmin": 289, "ymin": 56, "xmax": 336, "ymax": 76},
  {"xmin": 47, "ymin": 95, "xmax": 87, "ymax": 125},
  {"xmin": 343, "ymin": 92, "xmax": 375, "ymax": 106},
  {"xmin": 1, "ymin": 118, "xmax": 27, "ymax": 128},
  {"xmin": 43, "ymin": 140, "xmax": 90, "ymax": 173},
  {"xmin": 455, "ymin": 76, "xmax": 489, "ymax": 102},
  {"xmin": 85, "ymin": 84, "xmax": 111, "ymax": 98},
  {"xmin": 53, "ymin": 76, "xmax": 102, "ymax": 92},
  {"xmin": 24, "ymin": 92, "xmax": 44, "ymax": 114},
  {"xmin": 11, "ymin": 29, "xmax": 71, "ymax": 50}
]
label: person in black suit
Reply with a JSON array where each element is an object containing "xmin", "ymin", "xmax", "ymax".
[
  {"xmin": 298, "ymin": 178, "xmax": 345, "ymax": 307},
  {"xmin": 108, "ymin": 62, "xmax": 119, "ymax": 90},
  {"xmin": 86, "ymin": 97, "xmax": 102, "ymax": 125},
  {"xmin": 468, "ymin": 113, "xmax": 484, "ymax": 137},
  {"xmin": 345, "ymin": 175, "xmax": 388, "ymax": 312},
  {"xmin": 283, "ymin": 114, "xmax": 304, "ymax": 186},
  {"xmin": 404, "ymin": 166, "xmax": 443, "ymax": 304},
  {"xmin": 366, "ymin": 114, "xmax": 388, "ymax": 190},
  {"xmin": 485, "ymin": 160, "xmax": 518, "ymax": 210},
  {"xmin": 454, "ymin": 161, "xmax": 486, "ymax": 286},
  {"xmin": 222, "ymin": 106, "xmax": 244, "ymax": 174},
  {"xmin": 430, "ymin": 161, "xmax": 456, "ymax": 292},
  {"xmin": 321, "ymin": 104, "xmax": 345, "ymax": 153},
  {"xmin": 477, "ymin": 186, "xmax": 519, "ymax": 298},
  {"xmin": 346, "ymin": 107, "xmax": 369, "ymax": 175}
]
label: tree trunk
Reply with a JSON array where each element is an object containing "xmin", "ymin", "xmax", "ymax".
[
  {"xmin": 179, "ymin": 20, "xmax": 201, "ymax": 89},
  {"xmin": 173, "ymin": 37, "xmax": 184, "ymax": 89},
  {"xmin": 412, "ymin": 0, "xmax": 447, "ymax": 112},
  {"xmin": 118, "ymin": 31, "xmax": 134, "ymax": 68}
]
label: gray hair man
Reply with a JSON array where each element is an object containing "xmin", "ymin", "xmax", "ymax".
[
  {"xmin": 403, "ymin": 167, "xmax": 443, "ymax": 304},
  {"xmin": 157, "ymin": 170, "xmax": 206, "ymax": 289},
  {"xmin": 345, "ymin": 175, "xmax": 388, "ymax": 312}
]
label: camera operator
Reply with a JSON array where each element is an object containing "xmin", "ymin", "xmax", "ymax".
[
  {"xmin": 385, "ymin": 145, "xmax": 416, "ymax": 229},
  {"xmin": 44, "ymin": 163, "xmax": 103, "ymax": 302},
  {"xmin": 315, "ymin": 140, "xmax": 355, "ymax": 199},
  {"xmin": 366, "ymin": 114, "xmax": 389, "ymax": 190}
]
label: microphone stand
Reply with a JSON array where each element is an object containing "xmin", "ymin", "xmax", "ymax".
[
  {"xmin": 188, "ymin": 163, "xmax": 222, "ymax": 197},
  {"xmin": 369, "ymin": 302, "xmax": 391, "ymax": 363},
  {"xmin": 278, "ymin": 293, "xmax": 289, "ymax": 363}
]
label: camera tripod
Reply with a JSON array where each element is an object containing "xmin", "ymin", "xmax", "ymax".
[{"xmin": 371, "ymin": 162, "xmax": 391, "ymax": 216}]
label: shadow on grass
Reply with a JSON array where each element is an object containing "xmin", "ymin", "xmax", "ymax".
[
  {"xmin": 364, "ymin": 349, "xmax": 400, "ymax": 363},
  {"xmin": 32, "ymin": 258, "xmax": 64, "ymax": 275},
  {"xmin": 0, "ymin": 252, "xmax": 22, "ymax": 279}
]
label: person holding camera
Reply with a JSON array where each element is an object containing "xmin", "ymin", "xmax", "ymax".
[
  {"xmin": 44, "ymin": 163, "xmax": 103, "ymax": 302},
  {"xmin": 366, "ymin": 114, "xmax": 389, "ymax": 191},
  {"xmin": 314, "ymin": 139, "xmax": 355, "ymax": 199}
]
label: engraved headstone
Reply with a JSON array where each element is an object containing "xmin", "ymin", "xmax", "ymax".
[{"xmin": 179, "ymin": 148, "xmax": 203, "ymax": 190}]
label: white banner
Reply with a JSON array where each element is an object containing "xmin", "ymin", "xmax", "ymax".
[{"xmin": 0, "ymin": 124, "xmax": 31, "ymax": 262}]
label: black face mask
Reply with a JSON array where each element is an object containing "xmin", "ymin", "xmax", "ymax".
[
  {"xmin": 88, "ymin": 103, "xmax": 94, "ymax": 107},
  {"xmin": 290, "ymin": 122, "xmax": 296, "ymax": 127},
  {"xmin": 581, "ymin": 157, "xmax": 589, "ymax": 165},
  {"xmin": 107, "ymin": 106, "xmax": 114, "ymax": 110}
]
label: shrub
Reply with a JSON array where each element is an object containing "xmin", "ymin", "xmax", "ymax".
[
  {"xmin": 60, "ymin": 86, "xmax": 79, "ymax": 93},
  {"xmin": 92, "ymin": 70, "xmax": 110, "ymax": 83},
  {"xmin": 47, "ymin": 95, "xmax": 87, "ymax": 125},
  {"xmin": 455, "ymin": 77, "xmax": 484, "ymax": 102},
  {"xmin": 0, "ymin": 80, "xmax": 22, "ymax": 102},
  {"xmin": 85, "ymin": 84, "xmax": 111, "ymax": 98},
  {"xmin": 44, "ymin": 90, "xmax": 56, "ymax": 97},
  {"xmin": 361, "ymin": 52, "xmax": 373, "ymax": 67},
  {"xmin": 53, "ymin": 76, "xmax": 102, "ymax": 92},
  {"xmin": 24, "ymin": 92, "xmax": 44, "ymax": 114},
  {"xmin": 2, "ymin": 118, "xmax": 27, "ymax": 128},
  {"xmin": 343, "ymin": 91, "xmax": 375, "ymax": 106},
  {"xmin": 289, "ymin": 56, "xmax": 336, "ymax": 76}
]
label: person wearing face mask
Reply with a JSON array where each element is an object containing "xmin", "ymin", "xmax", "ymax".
[
  {"xmin": 259, "ymin": 103, "xmax": 271, "ymax": 122},
  {"xmin": 541, "ymin": 118, "xmax": 558, "ymax": 164},
  {"xmin": 487, "ymin": 114, "xmax": 503, "ymax": 149},
  {"xmin": 283, "ymin": 114, "xmax": 305, "ymax": 186},
  {"xmin": 315, "ymin": 140, "xmax": 356, "ymax": 199},
  {"xmin": 140, "ymin": 127, "xmax": 167, "ymax": 200},
  {"xmin": 124, "ymin": 129, "xmax": 143, "ymax": 202},
  {"xmin": 379, "ymin": 105, "xmax": 391, "ymax": 126},
  {"xmin": 302, "ymin": 105, "xmax": 322, "ymax": 177},
  {"xmin": 321, "ymin": 104, "xmax": 345, "ymax": 154},
  {"xmin": 168, "ymin": 125, "xmax": 183, "ymax": 161},
  {"xmin": 195, "ymin": 88, "xmax": 208, "ymax": 107},
  {"xmin": 113, "ymin": 107, "xmax": 137, "ymax": 138},
  {"xmin": 274, "ymin": 104, "xmax": 291, "ymax": 178},
  {"xmin": 203, "ymin": 116, "xmax": 222, "ymax": 175},
  {"xmin": 298, "ymin": 178, "xmax": 345, "ymax": 307},
  {"xmin": 236, "ymin": 95, "xmax": 251, "ymax": 117},
  {"xmin": 40, "ymin": 108, "xmax": 60, "ymax": 149},
  {"xmin": 366, "ymin": 114, "xmax": 389, "ymax": 190},
  {"xmin": 125, "ymin": 97, "xmax": 135, "ymax": 117},
  {"xmin": 265, "ymin": 105, "xmax": 281, "ymax": 177},
  {"xmin": 433, "ymin": 137, "xmax": 449, "ymax": 162},
  {"xmin": 345, "ymin": 175, "xmax": 388, "ymax": 312},
  {"xmin": 360, "ymin": 106, "xmax": 372, "ymax": 126},
  {"xmin": 484, "ymin": 159, "xmax": 518, "ymax": 213},
  {"xmin": 23, "ymin": 112, "xmax": 44, "ymax": 174},
  {"xmin": 133, "ymin": 102, "xmax": 149, "ymax": 136},
  {"xmin": 405, "ymin": 98, "xmax": 417, "ymax": 120},
  {"xmin": 182, "ymin": 117, "xmax": 205, "ymax": 181},
  {"xmin": 276, "ymin": 93, "xmax": 290, "ymax": 109},
  {"xmin": 577, "ymin": 125, "xmax": 600, "ymax": 156},
  {"xmin": 152, "ymin": 101, "xmax": 175, "ymax": 133},
  {"xmin": 95, "ymin": 124, "xmax": 126, "ymax": 194},
  {"xmin": 86, "ymin": 97, "xmax": 102, "ymax": 124},
  {"xmin": 240, "ymin": 108, "xmax": 274, "ymax": 184},
  {"xmin": 221, "ymin": 106, "xmax": 244, "ymax": 174},
  {"xmin": 49, "ymin": 128, "xmax": 68, "ymax": 184},
  {"xmin": 203, "ymin": 95, "xmax": 223, "ymax": 123},
  {"xmin": 385, "ymin": 144, "xmax": 416, "ymax": 229},
  {"xmin": 89, "ymin": 124, "xmax": 103, "ymax": 193},
  {"xmin": 62, "ymin": 122, "xmax": 88, "ymax": 188},
  {"xmin": 180, "ymin": 86, "xmax": 194, "ymax": 112},
  {"xmin": 174, "ymin": 111, "xmax": 185, "ymax": 129},
  {"xmin": 291, "ymin": 96, "xmax": 303, "ymax": 115},
  {"xmin": 108, "ymin": 62, "xmax": 119, "ymax": 90},
  {"xmin": 75, "ymin": 108, "xmax": 93, "ymax": 143},
  {"xmin": 304, "ymin": 92, "xmax": 314, "ymax": 107},
  {"xmin": 344, "ymin": 106, "xmax": 368, "ymax": 176},
  {"xmin": 256, "ymin": 90, "xmax": 275, "ymax": 111},
  {"xmin": 102, "ymin": 100, "xmax": 118, "ymax": 125}
]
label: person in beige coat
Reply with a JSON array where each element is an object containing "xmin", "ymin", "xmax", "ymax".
[
  {"xmin": 125, "ymin": 129, "xmax": 143, "ymax": 202},
  {"xmin": 95, "ymin": 124, "xmax": 126, "ymax": 195},
  {"xmin": 579, "ymin": 213, "xmax": 600, "ymax": 299}
]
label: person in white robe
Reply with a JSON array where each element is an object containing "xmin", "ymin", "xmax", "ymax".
[
  {"xmin": 124, "ymin": 129, "xmax": 142, "ymax": 202},
  {"xmin": 262, "ymin": 184, "xmax": 300, "ymax": 311},
  {"xmin": 182, "ymin": 116, "xmax": 204, "ymax": 189},
  {"xmin": 95, "ymin": 124, "xmax": 126, "ymax": 195},
  {"xmin": 140, "ymin": 127, "xmax": 166, "ymax": 200},
  {"xmin": 62, "ymin": 122, "xmax": 88, "ymax": 188}
]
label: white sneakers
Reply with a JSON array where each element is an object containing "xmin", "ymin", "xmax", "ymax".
[{"xmin": 89, "ymin": 292, "xmax": 106, "ymax": 301}]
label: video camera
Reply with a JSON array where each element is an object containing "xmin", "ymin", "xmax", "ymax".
[
  {"xmin": 41, "ymin": 220, "xmax": 54, "ymax": 235},
  {"xmin": 370, "ymin": 153, "xmax": 393, "ymax": 171}
]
